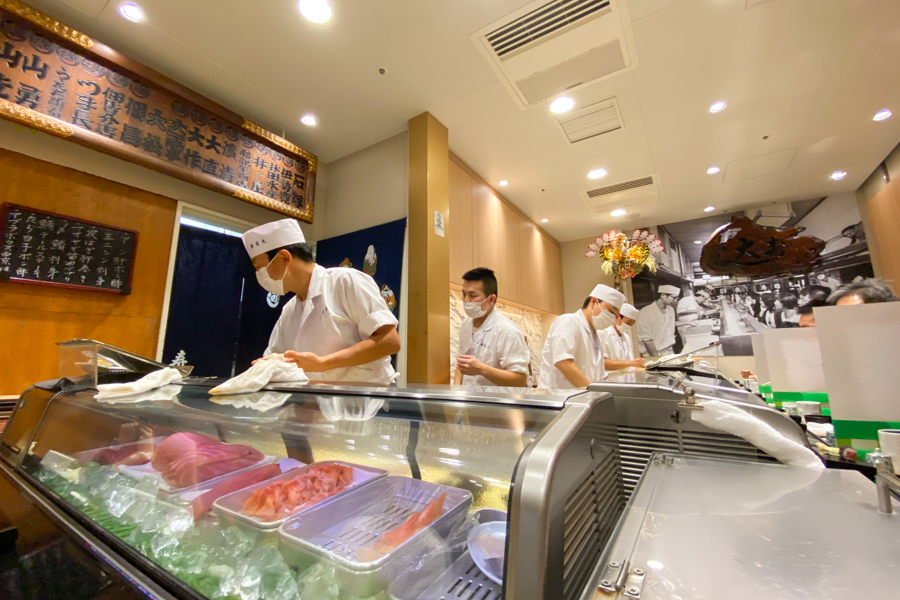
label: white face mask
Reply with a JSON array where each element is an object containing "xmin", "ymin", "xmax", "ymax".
[
  {"xmin": 463, "ymin": 297, "xmax": 492, "ymax": 319},
  {"xmin": 591, "ymin": 308, "xmax": 616, "ymax": 331},
  {"xmin": 618, "ymin": 323, "xmax": 632, "ymax": 334},
  {"xmin": 256, "ymin": 255, "xmax": 286, "ymax": 296}
]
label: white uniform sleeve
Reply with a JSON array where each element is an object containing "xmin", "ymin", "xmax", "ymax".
[
  {"xmin": 497, "ymin": 326, "xmax": 530, "ymax": 375},
  {"xmin": 548, "ymin": 318, "xmax": 577, "ymax": 366},
  {"xmin": 264, "ymin": 299, "xmax": 295, "ymax": 355},
  {"xmin": 335, "ymin": 270, "xmax": 399, "ymax": 338},
  {"xmin": 637, "ymin": 309, "xmax": 655, "ymax": 342}
]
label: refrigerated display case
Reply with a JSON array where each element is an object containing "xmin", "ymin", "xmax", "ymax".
[{"xmin": 1, "ymin": 379, "xmax": 622, "ymax": 600}]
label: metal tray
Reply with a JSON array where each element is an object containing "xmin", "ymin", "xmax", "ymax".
[
  {"xmin": 279, "ymin": 476, "xmax": 472, "ymax": 597},
  {"xmin": 213, "ymin": 460, "xmax": 386, "ymax": 531}
]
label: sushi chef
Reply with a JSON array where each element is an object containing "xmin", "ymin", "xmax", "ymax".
[
  {"xmin": 243, "ymin": 219, "xmax": 400, "ymax": 383},
  {"xmin": 637, "ymin": 284, "xmax": 682, "ymax": 357},
  {"xmin": 453, "ymin": 268, "xmax": 530, "ymax": 387},
  {"xmin": 538, "ymin": 284, "xmax": 625, "ymax": 389},
  {"xmin": 599, "ymin": 303, "xmax": 644, "ymax": 371}
]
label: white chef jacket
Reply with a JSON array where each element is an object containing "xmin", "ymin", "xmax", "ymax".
[
  {"xmin": 676, "ymin": 296, "xmax": 701, "ymax": 322},
  {"xmin": 538, "ymin": 312, "xmax": 605, "ymax": 390},
  {"xmin": 637, "ymin": 302, "xmax": 675, "ymax": 355},
  {"xmin": 457, "ymin": 309, "xmax": 530, "ymax": 386},
  {"xmin": 598, "ymin": 326, "xmax": 634, "ymax": 362},
  {"xmin": 265, "ymin": 265, "xmax": 398, "ymax": 383}
]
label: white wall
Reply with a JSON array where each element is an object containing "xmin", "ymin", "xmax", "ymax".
[
  {"xmin": 0, "ymin": 119, "xmax": 322, "ymax": 240},
  {"xmin": 560, "ymin": 235, "xmax": 616, "ymax": 314},
  {"xmin": 795, "ymin": 193, "xmax": 862, "ymax": 253},
  {"xmin": 319, "ymin": 131, "xmax": 408, "ymax": 240}
]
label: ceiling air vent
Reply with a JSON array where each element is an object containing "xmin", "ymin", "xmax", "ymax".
[
  {"xmin": 583, "ymin": 175, "xmax": 661, "ymax": 214},
  {"xmin": 472, "ymin": 0, "xmax": 637, "ymax": 109},
  {"xmin": 557, "ymin": 97, "xmax": 622, "ymax": 143}
]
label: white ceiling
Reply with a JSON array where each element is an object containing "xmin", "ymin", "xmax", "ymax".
[{"xmin": 22, "ymin": 0, "xmax": 900, "ymax": 242}]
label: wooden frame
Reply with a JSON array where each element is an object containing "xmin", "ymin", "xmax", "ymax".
[{"xmin": 0, "ymin": 202, "xmax": 138, "ymax": 294}]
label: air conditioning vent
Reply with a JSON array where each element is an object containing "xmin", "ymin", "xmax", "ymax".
[
  {"xmin": 587, "ymin": 176, "xmax": 652, "ymax": 198},
  {"xmin": 486, "ymin": 0, "xmax": 612, "ymax": 60},
  {"xmin": 472, "ymin": 0, "xmax": 637, "ymax": 109},
  {"xmin": 584, "ymin": 175, "xmax": 659, "ymax": 214},
  {"xmin": 557, "ymin": 97, "xmax": 622, "ymax": 143}
]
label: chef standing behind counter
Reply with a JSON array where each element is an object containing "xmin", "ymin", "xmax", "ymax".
[
  {"xmin": 538, "ymin": 284, "xmax": 625, "ymax": 389},
  {"xmin": 599, "ymin": 303, "xmax": 644, "ymax": 371},
  {"xmin": 243, "ymin": 219, "xmax": 400, "ymax": 383}
]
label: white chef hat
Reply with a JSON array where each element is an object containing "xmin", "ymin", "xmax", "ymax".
[
  {"xmin": 590, "ymin": 284, "xmax": 626, "ymax": 310},
  {"xmin": 242, "ymin": 219, "xmax": 306, "ymax": 258},
  {"xmin": 658, "ymin": 285, "xmax": 681, "ymax": 297},
  {"xmin": 620, "ymin": 303, "xmax": 640, "ymax": 320}
]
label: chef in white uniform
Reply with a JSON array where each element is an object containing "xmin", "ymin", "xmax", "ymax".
[
  {"xmin": 242, "ymin": 219, "xmax": 400, "ymax": 383},
  {"xmin": 538, "ymin": 284, "xmax": 625, "ymax": 389},
  {"xmin": 453, "ymin": 268, "xmax": 530, "ymax": 387},
  {"xmin": 599, "ymin": 303, "xmax": 643, "ymax": 372},
  {"xmin": 637, "ymin": 285, "xmax": 680, "ymax": 357}
]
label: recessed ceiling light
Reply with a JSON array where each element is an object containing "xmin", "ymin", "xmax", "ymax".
[
  {"xmin": 694, "ymin": 240, "xmax": 703, "ymax": 245},
  {"xmin": 707, "ymin": 166, "xmax": 720, "ymax": 175},
  {"xmin": 704, "ymin": 206, "xmax": 715, "ymax": 213},
  {"xmin": 118, "ymin": 2, "xmax": 144, "ymax": 22},
  {"xmin": 298, "ymin": 0, "xmax": 332, "ymax": 23},
  {"xmin": 300, "ymin": 114, "xmax": 318, "ymax": 126},
  {"xmin": 709, "ymin": 101, "xmax": 727, "ymax": 113},
  {"xmin": 540, "ymin": 218, "xmax": 549, "ymax": 223},
  {"xmin": 550, "ymin": 97, "xmax": 574, "ymax": 114},
  {"xmin": 498, "ymin": 180, "xmax": 509, "ymax": 187},
  {"xmin": 874, "ymin": 109, "xmax": 892, "ymax": 122},
  {"xmin": 610, "ymin": 209, "xmax": 627, "ymax": 217},
  {"xmin": 588, "ymin": 169, "xmax": 607, "ymax": 179},
  {"xmin": 831, "ymin": 170, "xmax": 847, "ymax": 181}
]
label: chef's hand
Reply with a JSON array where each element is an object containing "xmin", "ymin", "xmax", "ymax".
[
  {"xmin": 457, "ymin": 355, "xmax": 485, "ymax": 376},
  {"xmin": 627, "ymin": 358, "xmax": 645, "ymax": 369},
  {"xmin": 251, "ymin": 353, "xmax": 285, "ymax": 365},
  {"xmin": 283, "ymin": 351, "xmax": 327, "ymax": 372}
]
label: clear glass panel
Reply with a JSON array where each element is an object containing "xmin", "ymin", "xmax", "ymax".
[{"xmin": 20, "ymin": 385, "xmax": 557, "ymax": 600}]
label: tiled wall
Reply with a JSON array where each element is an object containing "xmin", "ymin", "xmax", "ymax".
[{"xmin": 450, "ymin": 290, "xmax": 546, "ymax": 385}]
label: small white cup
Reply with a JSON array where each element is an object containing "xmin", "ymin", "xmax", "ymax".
[{"xmin": 877, "ymin": 429, "xmax": 900, "ymax": 475}]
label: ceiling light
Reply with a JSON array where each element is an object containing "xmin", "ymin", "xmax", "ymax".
[
  {"xmin": 498, "ymin": 180, "xmax": 509, "ymax": 187},
  {"xmin": 550, "ymin": 97, "xmax": 575, "ymax": 114},
  {"xmin": 300, "ymin": 114, "xmax": 317, "ymax": 126},
  {"xmin": 709, "ymin": 101, "xmax": 727, "ymax": 113},
  {"xmin": 540, "ymin": 218, "xmax": 549, "ymax": 223},
  {"xmin": 694, "ymin": 240, "xmax": 703, "ymax": 245},
  {"xmin": 707, "ymin": 166, "xmax": 720, "ymax": 175},
  {"xmin": 831, "ymin": 170, "xmax": 847, "ymax": 181},
  {"xmin": 298, "ymin": 0, "xmax": 332, "ymax": 23},
  {"xmin": 118, "ymin": 2, "xmax": 144, "ymax": 22},
  {"xmin": 704, "ymin": 206, "xmax": 715, "ymax": 213},
  {"xmin": 610, "ymin": 209, "xmax": 627, "ymax": 217},
  {"xmin": 588, "ymin": 169, "xmax": 607, "ymax": 179},
  {"xmin": 874, "ymin": 109, "xmax": 892, "ymax": 122}
]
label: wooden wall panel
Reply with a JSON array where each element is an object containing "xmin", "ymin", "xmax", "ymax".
[
  {"xmin": 471, "ymin": 182, "xmax": 502, "ymax": 279},
  {"xmin": 518, "ymin": 220, "xmax": 539, "ymax": 309},
  {"xmin": 498, "ymin": 202, "xmax": 522, "ymax": 303},
  {"xmin": 866, "ymin": 178, "xmax": 900, "ymax": 288},
  {"xmin": 448, "ymin": 160, "xmax": 473, "ymax": 284},
  {"xmin": 546, "ymin": 237, "xmax": 565, "ymax": 314},
  {"xmin": 0, "ymin": 149, "xmax": 177, "ymax": 394}
]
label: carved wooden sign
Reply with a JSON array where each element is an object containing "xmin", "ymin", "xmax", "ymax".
[{"xmin": 0, "ymin": 0, "xmax": 316, "ymax": 223}]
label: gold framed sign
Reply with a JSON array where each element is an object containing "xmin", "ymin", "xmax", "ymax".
[{"xmin": 0, "ymin": 0, "xmax": 316, "ymax": 222}]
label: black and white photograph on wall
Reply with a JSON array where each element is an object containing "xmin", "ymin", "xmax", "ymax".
[{"xmin": 630, "ymin": 193, "xmax": 873, "ymax": 356}]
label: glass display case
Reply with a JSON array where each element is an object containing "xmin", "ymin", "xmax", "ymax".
[{"xmin": 1, "ymin": 381, "xmax": 621, "ymax": 600}]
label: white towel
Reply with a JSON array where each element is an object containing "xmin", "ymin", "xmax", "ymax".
[
  {"xmin": 96, "ymin": 385, "xmax": 181, "ymax": 404},
  {"xmin": 209, "ymin": 360, "xmax": 308, "ymax": 396},
  {"xmin": 94, "ymin": 368, "xmax": 183, "ymax": 400},
  {"xmin": 208, "ymin": 391, "xmax": 290, "ymax": 411},
  {"xmin": 691, "ymin": 399, "xmax": 824, "ymax": 469}
]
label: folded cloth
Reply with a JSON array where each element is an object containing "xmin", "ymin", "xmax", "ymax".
[
  {"xmin": 209, "ymin": 360, "xmax": 308, "ymax": 396},
  {"xmin": 209, "ymin": 391, "xmax": 290, "ymax": 412},
  {"xmin": 96, "ymin": 385, "xmax": 181, "ymax": 405},
  {"xmin": 95, "ymin": 368, "xmax": 183, "ymax": 400}
]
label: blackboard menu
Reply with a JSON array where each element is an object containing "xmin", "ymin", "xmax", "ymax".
[{"xmin": 0, "ymin": 203, "xmax": 136, "ymax": 294}]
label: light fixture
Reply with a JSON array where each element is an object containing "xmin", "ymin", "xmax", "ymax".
[
  {"xmin": 549, "ymin": 97, "xmax": 574, "ymax": 114},
  {"xmin": 694, "ymin": 240, "xmax": 703, "ymax": 245},
  {"xmin": 874, "ymin": 109, "xmax": 892, "ymax": 122},
  {"xmin": 709, "ymin": 101, "xmax": 727, "ymax": 113},
  {"xmin": 831, "ymin": 170, "xmax": 847, "ymax": 181},
  {"xmin": 298, "ymin": 0, "xmax": 332, "ymax": 23},
  {"xmin": 498, "ymin": 180, "xmax": 509, "ymax": 187},
  {"xmin": 610, "ymin": 209, "xmax": 627, "ymax": 217},
  {"xmin": 300, "ymin": 114, "xmax": 317, "ymax": 126},
  {"xmin": 540, "ymin": 218, "xmax": 549, "ymax": 223},
  {"xmin": 704, "ymin": 206, "xmax": 715, "ymax": 213},
  {"xmin": 588, "ymin": 169, "xmax": 607, "ymax": 179},
  {"xmin": 707, "ymin": 166, "xmax": 720, "ymax": 175},
  {"xmin": 118, "ymin": 2, "xmax": 144, "ymax": 22}
]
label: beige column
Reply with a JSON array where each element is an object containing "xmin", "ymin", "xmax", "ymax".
[{"xmin": 407, "ymin": 112, "xmax": 451, "ymax": 383}]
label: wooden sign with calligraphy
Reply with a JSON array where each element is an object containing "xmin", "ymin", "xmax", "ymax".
[
  {"xmin": 1, "ymin": 203, "xmax": 137, "ymax": 294},
  {"xmin": 0, "ymin": 0, "xmax": 316, "ymax": 223}
]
